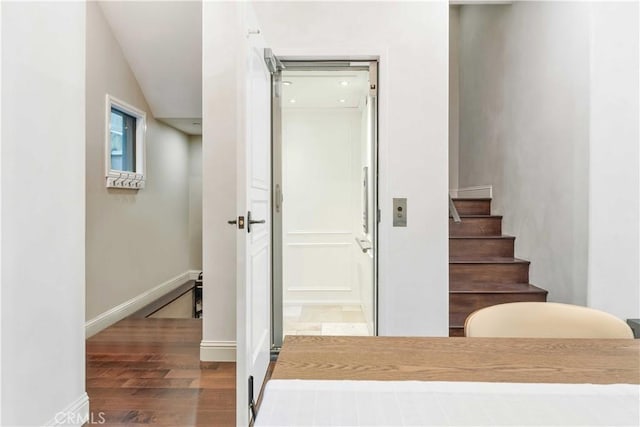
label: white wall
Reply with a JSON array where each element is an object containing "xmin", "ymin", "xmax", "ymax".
[
  {"xmin": 201, "ymin": 1, "xmax": 241, "ymax": 361},
  {"xmin": 86, "ymin": 2, "xmax": 192, "ymax": 324},
  {"xmin": 1, "ymin": 2, "xmax": 87, "ymax": 425},
  {"xmin": 458, "ymin": 3, "xmax": 591, "ymax": 305},
  {"xmin": 449, "ymin": 6, "xmax": 460, "ymax": 190},
  {"xmin": 254, "ymin": 1, "xmax": 450, "ymax": 336},
  {"xmin": 189, "ymin": 136, "xmax": 203, "ymax": 270},
  {"xmin": 456, "ymin": 2, "xmax": 639, "ymax": 319},
  {"xmin": 282, "ymin": 108, "xmax": 362, "ymax": 305},
  {"xmin": 201, "ymin": 1, "xmax": 449, "ymax": 359},
  {"xmin": 0, "ymin": 0, "xmax": 3, "ymax": 421},
  {"xmin": 588, "ymin": 2, "xmax": 640, "ymax": 320}
]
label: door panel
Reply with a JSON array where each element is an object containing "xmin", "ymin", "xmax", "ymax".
[{"xmin": 238, "ymin": 18, "xmax": 271, "ymax": 425}]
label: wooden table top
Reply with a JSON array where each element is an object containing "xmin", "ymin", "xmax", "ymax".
[{"xmin": 272, "ymin": 336, "xmax": 640, "ymax": 385}]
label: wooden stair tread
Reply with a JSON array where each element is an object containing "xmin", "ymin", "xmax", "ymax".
[
  {"xmin": 449, "ymin": 326, "xmax": 465, "ymax": 336},
  {"xmin": 450, "ymin": 236, "xmax": 515, "ymax": 258},
  {"xmin": 449, "ymin": 257, "xmax": 530, "ymax": 264},
  {"xmin": 450, "ymin": 283, "xmax": 548, "ymax": 294},
  {"xmin": 448, "ymin": 195, "xmax": 549, "ymax": 337},
  {"xmin": 449, "ymin": 235, "xmax": 514, "ymax": 240},
  {"xmin": 451, "ymin": 199, "xmax": 492, "ymax": 216},
  {"xmin": 449, "ymin": 288, "xmax": 548, "ymax": 325},
  {"xmin": 449, "ymin": 216, "xmax": 503, "ymax": 237}
]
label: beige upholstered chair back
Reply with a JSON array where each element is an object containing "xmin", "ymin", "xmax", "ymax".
[{"xmin": 464, "ymin": 302, "xmax": 634, "ymax": 338}]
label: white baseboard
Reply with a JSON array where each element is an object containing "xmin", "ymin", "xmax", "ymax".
[
  {"xmin": 200, "ymin": 340, "xmax": 236, "ymax": 362},
  {"xmin": 450, "ymin": 185, "xmax": 493, "ymax": 199},
  {"xmin": 43, "ymin": 393, "xmax": 89, "ymax": 427},
  {"xmin": 85, "ymin": 271, "xmax": 191, "ymax": 338},
  {"xmin": 188, "ymin": 269, "xmax": 202, "ymax": 280}
]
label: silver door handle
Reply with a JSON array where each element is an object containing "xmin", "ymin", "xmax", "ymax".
[{"xmin": 247, "ymin": 211, "xmax": 265, "ymax": 233}]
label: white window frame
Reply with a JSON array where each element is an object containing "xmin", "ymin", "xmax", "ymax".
[{"xmin": 105, "ymin": 94, "xmax": 146, "ymax": 189}]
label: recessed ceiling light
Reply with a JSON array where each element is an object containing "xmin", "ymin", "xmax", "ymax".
[
  {"xmin": 340, "ymin": 81, "xmax": 349, "ymax": 86},
  {"xmin": 289, "ymin": 99, "xmax": 296, "ymax": 103},
  {"xmin": 339, "ymin": 99, "xmax": 346, "ymax": 103},
  {"xmin": 282, "ymin": 81, "xmax": 293, "ymax": 86}
]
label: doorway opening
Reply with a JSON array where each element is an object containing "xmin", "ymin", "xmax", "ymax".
[{"xmin": 271, "ymin": 60, "xmax": 379, "ymax": 349}]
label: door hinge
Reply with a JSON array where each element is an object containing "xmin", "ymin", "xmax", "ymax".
[{"xmin": 378, "ymin": 208, "xmax": 381, "ymax": 223}]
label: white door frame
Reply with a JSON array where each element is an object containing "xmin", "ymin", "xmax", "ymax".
[{"xmin": 270, "ymin": 58, "xmax": 381, "ymax": 350}]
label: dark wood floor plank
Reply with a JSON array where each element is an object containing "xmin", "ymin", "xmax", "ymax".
[
  {"xmin": 86, "ymin": 318, "xmax": 236, "ymax": 426},
  {"xmin": 87, "ymin": 368, "xmax": 172, "ymax": 380}
]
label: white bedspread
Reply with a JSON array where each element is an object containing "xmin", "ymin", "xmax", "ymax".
[{"xmin": 256, "ymin": 380, "xmax": 640, "ymax": 426}]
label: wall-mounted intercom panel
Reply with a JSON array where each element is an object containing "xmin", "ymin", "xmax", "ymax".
[{"xmin": 393, "ymin": 198, "xmax": 407, "ymax": 227}]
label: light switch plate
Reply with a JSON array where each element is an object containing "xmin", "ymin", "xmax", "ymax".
[{"xmin": 393, "ymin": 198, "xmax": 407, "ymax": 227}]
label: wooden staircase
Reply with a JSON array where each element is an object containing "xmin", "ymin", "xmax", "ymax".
[{"xmin": 449, "ymin": 198, "xmax": 548, "ymax": 337}]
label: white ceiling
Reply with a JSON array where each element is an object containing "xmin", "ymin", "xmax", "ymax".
[
  {"xmin": 99, "ymin": 1, "xmax": 202, "ymax": 135},
  {"xmin": 282, "ymin": 70, "xmax": 370, "ymax": 109}
]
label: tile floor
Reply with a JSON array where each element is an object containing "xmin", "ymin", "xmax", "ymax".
[{"xmin": 282, "ymin": 304, "xmax": 371, "ymax": 337}]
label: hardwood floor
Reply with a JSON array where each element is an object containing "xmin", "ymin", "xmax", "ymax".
[{"xmin": 86, "ymin": 318, "xmax": 236, "ymax": 426}]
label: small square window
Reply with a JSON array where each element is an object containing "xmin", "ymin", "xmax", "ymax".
[
  {"xmin": 110, "ymin": 108, "xmax": 136, "ymax": 172},
  {"xmin": 105, "ymin": 95, "xmax": 146, "ymax": 189}
]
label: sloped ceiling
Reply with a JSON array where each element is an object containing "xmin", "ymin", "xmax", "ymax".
[{"xmin": 99, "ymin": 1, "xmax": 202, "ymax": 135}]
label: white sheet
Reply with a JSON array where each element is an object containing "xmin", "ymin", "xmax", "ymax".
[{"xmin": 256, "ymin": 380, "xmax": 640, "ymax": 426}]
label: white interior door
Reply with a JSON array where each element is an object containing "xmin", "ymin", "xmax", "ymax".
[{"xmin": 237, "ymin": 17, "xmax": 272, "ymax": 426}]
